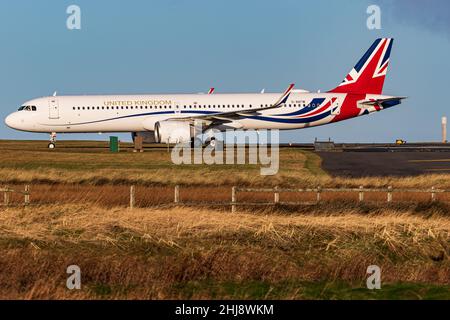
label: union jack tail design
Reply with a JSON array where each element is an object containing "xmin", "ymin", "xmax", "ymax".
[{"xmin": 328, "ymin": 38, "xmax": 393, "ymax": 95}]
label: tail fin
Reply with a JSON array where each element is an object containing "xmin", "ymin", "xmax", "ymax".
[{"xmin": 328, "ymin": 38, "xmax": 393, "ymax": 95}]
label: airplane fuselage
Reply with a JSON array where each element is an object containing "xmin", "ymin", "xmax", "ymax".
[{"xmin": 5, "ymin": 92, "xmax": 398, "ymax": 134}]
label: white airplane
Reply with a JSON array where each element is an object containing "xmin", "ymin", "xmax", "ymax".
[{"xmin": 5, "ymin": 38, "xmax": 405, "ymax": 149}]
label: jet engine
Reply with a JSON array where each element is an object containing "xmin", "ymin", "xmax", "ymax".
[{"xmin": 154, "ymin": 120, "xmax": 193, "ymax": 144}]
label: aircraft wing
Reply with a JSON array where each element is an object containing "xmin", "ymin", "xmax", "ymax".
[{"xmin": 174, "ymin": 84, "xmax": 295, "ymax": 125}]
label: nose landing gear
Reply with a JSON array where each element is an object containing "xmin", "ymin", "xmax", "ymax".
[{"xmin": 48, "ymin": 132, "xmax": 56, "ymax": 149}]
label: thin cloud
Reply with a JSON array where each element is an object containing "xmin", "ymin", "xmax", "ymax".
[{"xmin": 375, "ymin": 0, "xmax": 450, "ymax": 37}]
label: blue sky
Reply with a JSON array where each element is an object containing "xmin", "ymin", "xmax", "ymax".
[{"xmin": 1, "ymin": 0, "xmax": 449, "ymax": 143}]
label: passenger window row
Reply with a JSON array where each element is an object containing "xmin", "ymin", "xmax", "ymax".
[
  {"xmin": 288, "ymin": 103, "xmax": 307, "ymax": 107},
  {"xmin": 72, "ymin": 105, "xmax": 254, "ymax": 110},
  {"xmin": 72, "ymin": 103, "xmax": 309, "ymax": 111}
]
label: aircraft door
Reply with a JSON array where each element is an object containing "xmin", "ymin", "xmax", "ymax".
[{"xmin": 49, "ymin": 98, "xmax": 60, "ymax": 119}]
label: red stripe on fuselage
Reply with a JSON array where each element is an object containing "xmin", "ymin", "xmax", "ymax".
[{"xmin": 298, "ymin": 97, "xmax": 337, "ymax": 118}]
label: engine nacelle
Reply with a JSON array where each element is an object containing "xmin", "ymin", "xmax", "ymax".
[{"xmin": 154, "ymin": 120, "xmax": 193, "ymax": 144}]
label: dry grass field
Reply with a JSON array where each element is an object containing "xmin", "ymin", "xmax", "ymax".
[
  {"xmin": 0, "ymin": 204, "xmax": 449, "ymax": 299},
  {"xmin": 0, "ymin": 140, "xmax": 449, "ymax": 299}
]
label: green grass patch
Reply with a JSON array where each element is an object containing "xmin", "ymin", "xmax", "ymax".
[
  {"xmin": 170, "ymin": 280, "xmax": 450, "ymax": 300},
  {"xmin": 302, "ymin": 151, "xmax": 328, "ymax": 176}
]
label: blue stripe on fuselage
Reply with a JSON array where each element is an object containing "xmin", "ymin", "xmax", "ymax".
[
  {"xmin": 42, "ymin": 105, "xmax": 338, "ymax": 127},
  {"xmin": 245, "ymin": 108, "xmax": 334, "ymax": 123},
  {"xmin": 44, "ymin": 110, "xmax": 217, "ymax": 126},
  {"xmin": 277, "ymin": 98, "xmax": 326, "ymax": 116}
]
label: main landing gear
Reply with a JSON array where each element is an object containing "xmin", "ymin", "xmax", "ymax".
[
  {"xmin": 191, "ymin": 137, "xmax": 223, "ymax": 149},
  {"xmin": 48, "ymin": 132, "xmax": 56, "ymax": 149},
  {"xmin": 190, "ymin": 137, "xmax": 218, "ymax": 148},
  {"xmin": 208, "ymin": 137, "xmax": 217, "ymax": 148}
]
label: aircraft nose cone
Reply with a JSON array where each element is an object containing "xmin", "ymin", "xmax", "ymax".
[
  {"xmin": 4, "ymin": 112, "xmax": 23, "ymax": 130},
  {"xmin": 4, "ymin": 114, "xmax": 15, "ymax": 128}
]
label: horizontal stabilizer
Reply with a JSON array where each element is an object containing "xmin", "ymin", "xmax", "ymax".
[
  {"xmin": 358, "ymin": 96, "xmax": 406, "ymax": 111},
  {"xmin": 359, "ymin": 96, "xmax": 407, "ymax": 106}
]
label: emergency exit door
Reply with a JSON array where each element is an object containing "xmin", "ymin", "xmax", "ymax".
[{"xmin": 49, "ymin": 98, "xmax": 59, "ymax": 119}]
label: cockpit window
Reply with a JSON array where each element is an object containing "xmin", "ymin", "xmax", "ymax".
[{"xmin": 18, "ymin": 105, "xmax": 37, "ymax": 111}]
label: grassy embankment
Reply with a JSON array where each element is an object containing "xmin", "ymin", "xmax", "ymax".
[{"xmin": 0, "ymin": 204, "xmax": 449, "ymax": 299}]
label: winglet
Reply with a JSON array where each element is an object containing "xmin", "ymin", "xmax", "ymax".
[
  {"xmin": 273, "ymin": 83, "xmax": 295, "ymax": 107},
  {"xmin": 208, "ymin": 87, "xmax": 215, "ymax": 94}
]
